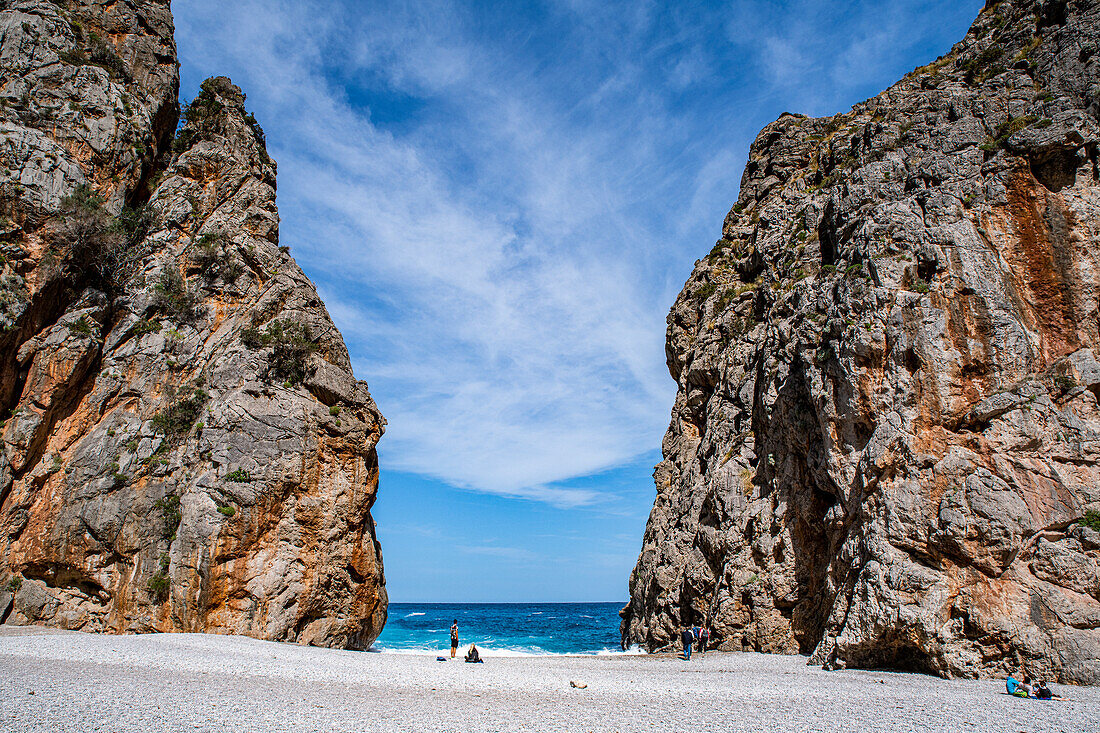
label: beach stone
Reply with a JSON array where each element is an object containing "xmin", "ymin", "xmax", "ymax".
[
  {"xmin": 622, "ymin": 0, "xmax": 1100, "ymax": 684},
  {"xmin": 0, "ymin": 2, "xmax": 386, "ymax": 649}
]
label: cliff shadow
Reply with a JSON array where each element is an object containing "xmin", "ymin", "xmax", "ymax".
[{"xmin": 757, "ymin": 358, "xmax": 849, "ymax": 653}]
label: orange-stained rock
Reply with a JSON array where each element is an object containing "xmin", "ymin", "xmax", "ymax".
[
  {"xmin": 622, "ymin": 0, "xmax": 1100, "ymax": 683},
  {"xmin": 0, "ymin": 2, "xmax": 386, "ymax": 649}
]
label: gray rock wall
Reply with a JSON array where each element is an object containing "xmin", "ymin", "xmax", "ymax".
[
  {"xmin": 623, "ymin": 0, "xmax": 1100, "ymax": 683},
  {"xmin": 0, "ymin": 1, "xmax": 387, "ymax": 648}
]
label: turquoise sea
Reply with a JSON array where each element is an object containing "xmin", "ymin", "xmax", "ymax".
[{"xmin": 371, "ymin": 603, "xmax": 637, "ymax": 656}]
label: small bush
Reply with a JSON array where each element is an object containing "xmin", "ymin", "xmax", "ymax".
[
  {"xmin": 715, "ymin": 288, "xmax": 738, "ymax": 313},
  {"xmin": 962, "ymin": 44, "xmax": 1005, "ymax": 84},
  {"xmin": 54, "ymin": 185, "xmax": 147, "ymax": 294},
  {"xmin": 87, "ymin": 34, "xmax": 128, "ymax": 79},
  {"xmin": 171, "ymin": 127, "xmax": 196, "ymax": 154},
  {"xmin": 1053, "ymin": 373, "xmax": 1076, "ymax": 393},
  {"xmin": 910, "ymin": 276, "xmax": 930, "ymax": 294},
  {"xmin": 329, "ymin": 405, "xmax": 341, "ymax": 416},
  {"xmin": 71, "ymin": 316, "xmax": 93, "ymax": 335},
  {"xmin": 60, "ymin": 34, "xmax": 129, "ymax": 80},
  {"xmin": 240, "ymin": 320, "xmax": 317, "ymax": 385},
  {"xmin": 153, "ymin": 496, "xmax": 181, "ymax": 540},
  {"xmin": 244, "ymin": 112, "xmax": 266, "ymax": 148},
  {"xmin": 7, "ymin": 575, "xmax": 22, "ymax": 592},
  {"xmin": 695, "ymin": 282, "xmax": 717, "ymax": 300},
  {"xmin": 226, "ymin": 469, "xmax": 251, "ymax": 483},
  {"xmin": 152, "ymin": 266, "xmax": 201, "ymax": 323},
  {"xmin": 115, "ymin": 204, "xmax": 153, "ymax": 246},
  {"xmin": 217, "ymin": 505, "xmax": 236, "ymax": 517},
  {"xmin": 239, "ymin": 326, "xmax": 265, "ymax": 349},
  {"xmin": 1081, "ymin": 510, "xmax": 1100, "ymax": 531},
  {"xmin": 147, "ymin": 571, "xmax": 169, "ymax": 601},
  {"xmin": 191, "ymin": 232, "xmax": 226, "ymax": 274},
  {"xmin": 152, "ymin": 385, "xmax": 209, "ymax": 438},
  {"xmin": 132, "ymin": 318, "xmax": 161, "ymax": 337},
  {"xmin": 982, "ymin": 115, "xmax": 1039, "ymax": 153}
]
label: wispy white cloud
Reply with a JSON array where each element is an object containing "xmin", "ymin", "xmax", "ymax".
[
  {"xmin": 455, "ymin": 544, "xmax": 540, "ymax": 562},
  {"xmin": 174, "ymin": 0, "xmax": 983, "ymax": 507}
]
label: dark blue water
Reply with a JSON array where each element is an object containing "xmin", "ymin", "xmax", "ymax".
[{"xmin": 372, "ymin": 603, "xmax": 636, "ymax": 656}]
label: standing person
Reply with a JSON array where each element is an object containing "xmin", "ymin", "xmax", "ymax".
[
  {"xmin": 450, "ymin": 619, "xmax": 459, "ymax": 659},
  {"xmin": 698, "ymin": 626, "xmax": 709, "ymax": 656},
  {"xmin": 680, "ymin": 626, "xmax": 694, "ymax": 660}
]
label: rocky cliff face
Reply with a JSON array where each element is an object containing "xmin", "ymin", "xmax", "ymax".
[
  {"xmin": 623, "ymin": 0, "xmax": 1100, "ymax": 683},
  {"xmin": 0, "ymin": 0, "xmax": 387, "ymax": 649}
]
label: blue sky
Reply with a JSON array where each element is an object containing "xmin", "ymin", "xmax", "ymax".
[{"xmin": 173, "ymin": 0, "xmax": 984, "ymax": 602}]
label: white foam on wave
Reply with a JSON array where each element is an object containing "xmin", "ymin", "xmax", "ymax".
[{"xmin": 404, "ymin": 612, "xmax": 426, "ymax": 618}]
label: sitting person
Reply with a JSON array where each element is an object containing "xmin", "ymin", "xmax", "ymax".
[
  {"xmin": 464, "ymin": 643, "xmax": 482, "ymax": 663},
  {"xmin": 1006, "ymin": 674, "xmax": 1028, "ymax": 697},
  {"xmin": 1020, "ymin": 676, "xmax": 1036, "ymax": 697}
]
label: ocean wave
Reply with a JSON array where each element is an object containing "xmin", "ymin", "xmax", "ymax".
[
  {"xmin": 404, "ymin": 612, "xmax": 426, "ymax": 617},
  {"xmin": 597, "ymin": 645, "xmax": 644, "ymax": 656},
  {"xmin": 370, "ymin": 644, "xmax": 646, "ymax": 658}
]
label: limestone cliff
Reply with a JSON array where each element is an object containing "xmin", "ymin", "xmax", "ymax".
[
  {"xmin": 623, "ymin": 0, "xmax": 1100, "ymax": 683},
  {"xmin": 0, "ymin": 0, "xmax": 387, "ymax": 648}
]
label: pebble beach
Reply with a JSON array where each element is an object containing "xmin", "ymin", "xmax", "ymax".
[{"xmin": 1, "ymin": 625, "xmax": 1095, "ymax": 733}]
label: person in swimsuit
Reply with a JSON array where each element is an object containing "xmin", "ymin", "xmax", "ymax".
[{"xmin": 450, "ymin": 620, "xmax": 459, "ymax": 659}]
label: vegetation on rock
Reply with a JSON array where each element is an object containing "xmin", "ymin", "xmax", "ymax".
[{"xmin": 240, "ymin": 319, "xmax": 317, "ymax": 384}]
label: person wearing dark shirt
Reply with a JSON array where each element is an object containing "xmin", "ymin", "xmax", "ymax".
[{"xmin": 681, "ymin": 626, "xmax": 695, "ymax": 660}]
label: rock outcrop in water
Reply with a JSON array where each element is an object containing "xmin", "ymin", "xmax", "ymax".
[
  {"xmin": 0, "ymin": 0, "xmax": 387, "ymax": 648},
  {"xmin": 623, "ymin": 0, "xmax": 1100, "ymax": 683}
]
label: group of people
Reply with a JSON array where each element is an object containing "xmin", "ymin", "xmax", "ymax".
[
  {"xmin": 449, "ymin": 620, "xmax": 483, "ymax": 663},
  {"xmin": 1006, "ymin": 673, "xmax": 1061, "ymax": 700},
  {"xmin": 679, "ymin": 624, "xmax": 709, "ymax": 660}
]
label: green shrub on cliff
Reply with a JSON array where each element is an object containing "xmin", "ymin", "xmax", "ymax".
[
  {"xmin": 152, "ymin": 385, "xmax": 209, "ymax": 438},
  {"xmin": 239, "ymin": 319, "xmax": 317, "ymax": 385},
  {"xmin": 53, "ymin": 185, "xmax": 149, "ymax": 294},
  {"xmin": 152, "ymin": 266, "xmax": 201, "ymax": 323},
  {"xmin": 60, "ymin": 33, "xmax": 128, "ymax": 80},
  {"xmin": 147, "ymin": 552, "xmax": 171, "ymax": 602},
  {"xmin": 962, "ymin": 44, "xmax": 1005, "ymax": 84},
  {"xmin": 153, "ymin": 496, "xmax": 182, "ymax": 541}
]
